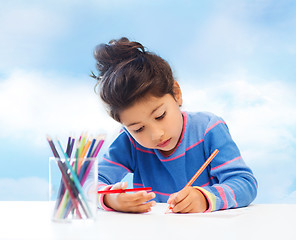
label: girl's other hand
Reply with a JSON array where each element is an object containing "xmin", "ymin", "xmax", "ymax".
[
  {"xmin": 103, "ymin": 182, "xmax": 156, "ymax": 213},
  {"xmin": 167, "ymin": 186, "xmax": 208, "ymax": 213}
]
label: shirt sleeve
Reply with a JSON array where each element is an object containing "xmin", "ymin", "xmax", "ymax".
[
  {"xmin": 97, "ymin": 130, "xmax": 135, "ymax": 210},
  {"xmin": 199, "ymin": 115, "xmax": 258, "ymax": 212}
]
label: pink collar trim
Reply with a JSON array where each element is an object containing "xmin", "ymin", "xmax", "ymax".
[{"xmin": 160, "ymin": 111, "xmax": 187, "ymax": 158}]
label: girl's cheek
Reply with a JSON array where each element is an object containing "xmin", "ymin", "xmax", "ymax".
[
  {"xmin": 138, "ymin": 137, "xmax": 152, "ymax": 148},
  {"xmin": 133, "ymin": 135, "xmax": 144, "ymax": 145}
]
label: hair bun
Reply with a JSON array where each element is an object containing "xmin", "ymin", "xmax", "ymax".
[{"xmin": 94, "ymin": 37, "xmax": 145, "ymax": 75}]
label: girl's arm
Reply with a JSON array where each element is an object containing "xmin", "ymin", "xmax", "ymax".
[
  {"xmin": 97, "ymin": 131, "xmax": 156, "ymax": 212},
  {"xmin": 200, "ymin": 116, "xmax": 258, "ymax": 212},
  {"xmin": 97, "ymin": 131, "xmax": 133, "ymax": 210}
]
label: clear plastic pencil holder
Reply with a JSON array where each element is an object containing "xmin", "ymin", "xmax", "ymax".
[{"xmin": 49, "ymin": 157, "xmax": 98, "ymax": 222}]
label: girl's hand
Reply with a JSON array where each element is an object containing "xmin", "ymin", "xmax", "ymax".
[
  {"xmin": 167, "ymin": 186, "xmax": 208, "ymax": 213},
  {"xmin": 103, "ymin": 182, "xmax": 156, "ymax": 213}
]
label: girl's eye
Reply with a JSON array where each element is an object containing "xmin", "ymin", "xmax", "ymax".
[
  {"xmin": 155, "ymin": 111, "xmax": 166, "ymax": 120},
  {"xmin": 134, "ymin": 126, "xmax": 144, "ymax": 133}
]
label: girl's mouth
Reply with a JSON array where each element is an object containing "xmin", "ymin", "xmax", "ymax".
[{"xmin": 157, "ymin": 138, "xmax": 171, "ymax": 148}]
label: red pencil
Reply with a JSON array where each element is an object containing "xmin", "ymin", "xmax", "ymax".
[{"xmin": 98, "ymin": 187, "xmax": 152, "ymax": 194}]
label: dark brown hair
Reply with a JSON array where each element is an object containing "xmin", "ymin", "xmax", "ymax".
[{"xmin": 92, "ymin": 37, "xmax": 175, "ymax": 122}]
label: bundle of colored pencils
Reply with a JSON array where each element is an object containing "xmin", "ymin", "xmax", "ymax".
[{"xmin": 47, "ymin": 134, "xmax": 104, "ymax": 220}]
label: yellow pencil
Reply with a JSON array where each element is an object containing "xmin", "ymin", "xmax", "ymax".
[{"xmin": 165, "ymin": 149, "xmax": 219, "ymax": 213}]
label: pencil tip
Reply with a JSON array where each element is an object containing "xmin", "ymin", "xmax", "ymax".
[{"xmin": 164, "ymin": 206, "xmax": 172, "ymax": 214}]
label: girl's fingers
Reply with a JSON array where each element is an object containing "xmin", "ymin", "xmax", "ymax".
[
  {"xmin": 111, "ymin": 182, "xmax": 127, "ymax": 190},
  {"xmin": 172, "ymin": 198, "xmax": 191, "ymax": 213},
  {"xmin": 120, "ymin": 191, "xmax": 156, "ymax": 206},
  {"xmin": 167, "ymin": 193, "xmax": 177, "ymax": 204},
  {"xmin": 169, "ymin": 187, "xmax": 197, "ymax": 212},
  {"xmin": 169, "ymin": 188, "xmax": 188, "ymax": 206},
  {"xmin": 170, "ymin": 187, "xmax": 207, "ymax": 213},
  {"xmin": 105, "ymin": 183, "xmax": 157, "ymax": 213},
  {"xmin": 127, "ymin": 200, "xmax": 156, "ymax": 213},
  {"xmin": 121, "ymin": 190, "xmax": 155, "ymax": 201}
]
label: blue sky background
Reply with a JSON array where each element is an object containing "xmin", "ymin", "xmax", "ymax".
[{"xmin": 0, "ymin": 0, "xmax": 295, "ymax": 203}]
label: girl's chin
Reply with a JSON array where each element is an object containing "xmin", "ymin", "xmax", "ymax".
[{"xmin": 159, "ymin": 144, "xmax": 177, "ymax": 156}]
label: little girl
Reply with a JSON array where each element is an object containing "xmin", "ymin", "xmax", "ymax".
[{"xmin": 91, "ymin": 37, "xmax": 257, "ymax": 213}]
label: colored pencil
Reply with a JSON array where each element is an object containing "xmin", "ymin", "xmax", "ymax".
[
  {"xmin": 66, "ymin": 136, "xmax": 71, "ymax": 157},
  {"xmin": 47, "ymin": 134, "xmax": 105, "ymax": 219},
  {"xmin": 78, "ymin": 134, "xmax": 86, "ymax": 157},
  {"xmin": 86, "ymin": 138, "xmax": 96, "ymax": 158},
  {"xmin": 165, "ymin": 149, "xmax": 219, "ymax": 213},
  {"xmin": 92, "ymin": 139, "xmax": 104, "ymax": 158},
  {"xmin": 98, "ymin": 187, "xmax": 152, "ymax": 194},
  {"xmin": 80, "ymin": 138, "xmax": 92, "ymax": 159},
  {"xmin": 57, "ymin": 139, "xmax": 92, "ymax": 217},
  {"xmin": 47, "ymin": 135, "xmax": 60, "ymax": 158},
  {"xmin": 69, "ymin": 137, "xmax": 75, "ymax": 157},
  {"xmin": 46, "ymin": 136, "xmax": 82, "ymax": 218},
  {"xmin": 80, "ymin": 160, "xmax": 96, "ymax": 185}
]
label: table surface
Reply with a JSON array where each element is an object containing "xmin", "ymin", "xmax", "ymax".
[{"xmin": 1, "ymin": 202, "xmax": 296, "ymax": 240}]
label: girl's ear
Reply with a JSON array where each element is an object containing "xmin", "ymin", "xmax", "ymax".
[{"xmin": 173, "ymin": 81, "xmax": 183, "ymax": 106}]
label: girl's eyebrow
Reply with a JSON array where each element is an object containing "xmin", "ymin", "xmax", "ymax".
[
  {"xmin": 127, "ymin": 103, "xmax": 164, "ymax": 127},
  {"xmin": 150, "ymin": 103, "xmax": 164, "ymax": 115},
  {"xmin": 127, "ymin": 121, "xmax": 141, "ymax": 127}
]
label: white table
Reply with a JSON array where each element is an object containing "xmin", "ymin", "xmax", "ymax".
[{"xmin": 1, "ymin": 202, "xmax": 295, "ymax": 240}]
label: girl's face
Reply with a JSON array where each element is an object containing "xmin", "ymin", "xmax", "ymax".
[{"xmin": 120, "ymin": 82, "xmax": 183, "ymax": 156}]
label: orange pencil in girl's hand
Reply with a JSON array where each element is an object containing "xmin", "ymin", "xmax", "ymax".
[{"xmin": 165, "ymin": 149, "xmax": 219, "ymax": 213}]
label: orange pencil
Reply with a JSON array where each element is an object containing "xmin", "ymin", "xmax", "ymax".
[
  {"xmin": 80, "ymin": 138, "xmax": 92, "ymax": 159},
  {"xmin": 77, "ymin": 138, "xmax": 92, "ymax": 173},
  {"xmin": 165, "ymin": 149, "xmax": 219, "ymax": 213}
]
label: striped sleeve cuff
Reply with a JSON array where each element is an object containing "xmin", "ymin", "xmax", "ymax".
[
  {"xmin": 194, "ymin": 186, "xmax": 217, "ymax": 212},
  {"xmin": 97, "ymin": 184, "xmax": 114, "ymax": 211}
]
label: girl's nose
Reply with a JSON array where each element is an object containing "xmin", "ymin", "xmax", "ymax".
[{"xmin": 151, "ymin": 126, "xmax": 164, "ymax": 141}]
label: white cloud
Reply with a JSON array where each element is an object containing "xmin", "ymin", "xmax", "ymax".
[
  {"xmin": 0, "ymin": 177, "xmax": 49, "ymax": 201},
  {"xmin": 0, "ymin": 70, "xmax": 120, "ymax": 147},
  {"xmin": 182, "ymin": 75, "xmax": 296, "ymax": 164},
  {"xmin": 181, "ymin": 74, "xmax": 296, "ymax": 203}
]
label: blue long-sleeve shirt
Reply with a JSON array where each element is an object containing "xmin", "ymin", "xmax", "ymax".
[{"xmin": 98, "ymin": 111, "xmax": 257, "ymax": 211}]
